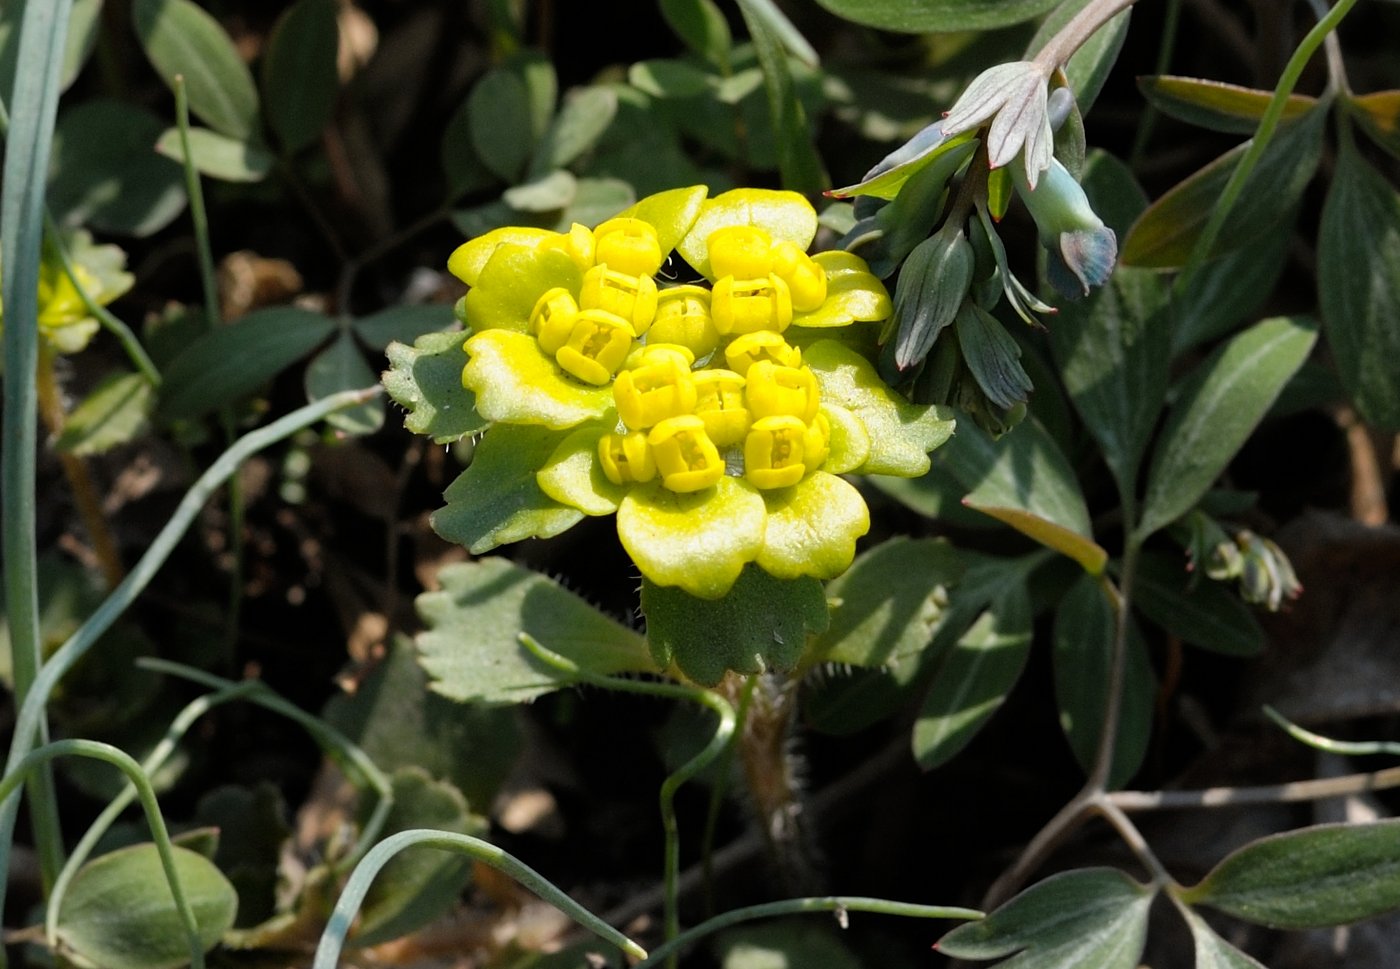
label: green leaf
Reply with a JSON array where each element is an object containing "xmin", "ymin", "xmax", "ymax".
[
  {"xmin": 1137, "ymin": 316, "xmax": 1318, "ymax": 538},
  {"xmin": 1132, "ymin": 551, "xmax": 1264, "ymax": 657},
  {"xmin": 1318, "ymin": 141, "xmax": 1400, "ymax": 430},
  {"xmin": 54, "ymin": 372, "xmax": 155, "ymax": 456},
  {"xmin": 945, "ymin": 418, "xmax": 1109, "ymax": 575},
  {"xmin": 809, "ymin": 0, "xmax": 1061, "ymax": 32},
  {"xmin": 260, "ymin": 0, "xmax": 340, "ymax": 154},
  {"xmin": 736, "ymin": 0, "xmax": 825, "ymax": 192},
  {"xmin": 1176, "ymin": 901, "xmax": 1269, "ymax": 969},
  {"xmin": 659, "ymin": 0, "xmax": 732, "ymax": 69},
  {"xmin": 155, "ymin": 126, "xmax": 274, "ymax": 183},
  {"xmin": 440, "ymin": 94, "xmax": 499, "ymax": 197},
  {"xmin": 716, "ymin": 920, "xmax": 864, "ymax": 969},
  {"xmin": 503, "ymin": 169, "xmax": 577, "ymax": 211},
  {"xmin": 132, "ymin": 0, "xmax": 260, "ymax": 140},
  {"xmin": 194, "ymin": 784, "xmax": 288, "ymax": 928},
  {"xmin": 354, "ymin": 305, "xmax": 456, "ymax": 351},
  {"xmin": 533, "ymin": 86, "xmax": 618, "ymax": 174},
  {"xmin": 1121, "ymin": 106, "xmax": 1325, "ymax": 269},
  {"xmin": 431, "ymin": 424, "xmax": 584, "ymax": 553},
  {"xmin": 1347, "ymin": 90, "xmax": 1400, "ymax": 161},
  {"xmin": 158, "ymin": 306, "xmax": 335, "ymax": 420},
  {"xmin": 1053, "ymin": 573, "xmax": 1154, "ymax": 787},
  {"xmin": 1138, "ymin": 75, "xmax": 1318, "ymax": 135},
  {"xmin": 324, "ymin": 636, "xmax": 523, "ymax": 811},
  {"xmin": 814, "ymin": 537, "xmax": 963, "ymax": 667},
  {"xmin": 55, "ymin": 843, "xmax": 238, "ymax": 969},
  {"xmin": 304, "ymin": 330, "xmax": 384, "ymax": 435},
  {"xmin": 1182, "ymin": 819, "xmax": 1400, "ymax": 929},
  {"xmin": 48, "ymin": 99, "xmax": 187, "ymax": 237},
  {"xmin": 1027, "ymin": 0, "xmax": 1130, "ymax": 112},
  {"xmin": 936, "ymin": 868, "xmax": 1153, "ymax": 968},
  {"xmin": 62, "ymin": 0, "xmax": 102, "ymax": 91},
  {"xmin": 1172, "ymin": 226, "xmax": 1289, "ymax": 353},
  {"xmin": 642, "ymin": 566, "xmax": 829, "ymax": 687},
  {"xmin": 382, "ymin": 329, "xmax": 487, "ymax": 444},
  {"xmin": 956, "ymin": 302, "xmax": 1032, "ymax": 411},
  {"xmin": 629, "ymin": 59, "xmax": 714, "ymax": 99},
  {"xmin": 468, "ymin": 66, "xmax": 536, "ymax": 182},
  {"xmin": 416, "ymin": 557, "xmax": 653, "ymax": 705},
  {"xmin": 913, "ymin": 578, "xmax": 1031, "ymax": 770},
  {"xmin": 353, "ymin": 768, "xmax": 485, "ymax": 947}
]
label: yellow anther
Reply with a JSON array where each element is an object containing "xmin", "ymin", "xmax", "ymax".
[
  {"xmin": 625, "ymin": 342, "xmax": 695, "ymax": 371},
  {"xmin": 613, "ymin": 350, "xmax": 698, "ymax": 430},
  {"xmin": 536, "ymin": 223, "xmax": 596, "ymax": 270},
  {"xmin": 745, "ymin": 361, "xmax": 820, "ymax": 423},
  {"xmin": 598, "ymin": 431, "xmax": 657, "ymax": 485},
  {"xmin": 554, "ymin": 309, "xmax": 635, "ymax": 385},
  {"xmin": 803, "ymin": 411, "xmax": 831, "ymax": 472},
  {"xmin": 649, "ymin": 285, "xmax": 719, "ymax": 358},
  {"xmin": 744, "ymin": 415, "xmax": 809, "ymax": 489},
  {"xmin": 711, "ymin": 274, "xmax": 792, "ymax": 335},
  {"xmin": 594, "ymin": 217, "xmax": 664, "ymax": 277},
  {"xmin": 580, "ymin": 264, "xmax": 659, "ymax": 335},
  {"xmin": 530, "ymin": 287, "xmax": 580, "ymax": 355},
  {"xmin": 692, "ymin": 369, "xmax": 750, "ymax": 447},
  {"xmin": 770, "ymin": 240, "xmax": 828, "ymax": 312},
  {"xmin": 708, "ymin": 225, "xmax": 774, "ymax": 280},
  {"xmin": 649, "ymin": 416, "xmax": 725, "ymax": 493},
  {"xmin": 723, "ymin": 331, "xmax": 801, "ymax": 377}
]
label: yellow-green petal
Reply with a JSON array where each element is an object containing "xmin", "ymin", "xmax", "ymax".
[
  {"xmin": 448, "ymin": 226, "xmax": 559, "ymax": 286},
  {"xmin": 615, "ymin": 185, "xmax": 708, "ymax": 258},
  {"xmin": 463, "ymin": 329, "xmax": 612, "ymax": 429},
  {"xmin": 820, "ymin": 402, "xmax": 871, "ymax": 474},
  {"xmin": 756, "ymin": 471, "xmax": 870, "ymax": 580},
  {"xmin": 804, "ymin": 339, "xmax": 955, "ymax": 476},
  {"xmin": 463, "ymin": 244, "xmax": 582, "ymax": 333},
  {"xmin": 791, "ymin": 252, "xmax": 892, "ymax": 328},
  {"xmin": 676, "ymin": 188, "xmax": 818, "ymax": 279},
  {"xmin": 617, "ymin": 477, "xmax": 766, "ymax": 599},
  {"xmin": 537, "ymin": 422, "xmax": 628, "ymax": 515}
]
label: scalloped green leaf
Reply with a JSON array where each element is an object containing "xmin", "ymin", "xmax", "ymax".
[
  {"xmin": 55, "ymin": 843, "xmax": 237, "ymax": 969},
  {"xmin": 382, "ymin": 330, "xmax": 487, "ymax": 444},
  {"xmin": 132, "ymin": 0, "xmax": 260, "ymax": 140},
  {"xmin": 1182, "ymin": 819, "xmax": 1400, "ymax": 929},
  {"xmin": 937, "ymin": 868, "xmax": 1153, "ymax": 968},
  {"xmin": 809, "ymin": 0, "xmax": 1061, "ymax": 32},
  {"xmin": 1138, "ymin": 75, "xmax": 1318, "ymax": 135},
  {"xmin": 416, "ymin": 558, "xmax": 653, "ymax": 705},
  {"xmin": 1138, "ymin": 316, "xmax": 1318, "ymax": 539},
  {"xmin": 431, "ymin": 424, "xmax": 584, "ymax": 553},
  {"xmin": 55, "ymin": 372, "xmax": 155, "ymax": 456},
  {"xmin": 642, "ymin": 564, "xmax": 829, "ymax": 686},
  {"xmin": 261, "ymin": 0, "xmax": 339, "ymax": 154}
]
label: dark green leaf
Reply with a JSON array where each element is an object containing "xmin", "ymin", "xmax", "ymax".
[
  {"xmin": 304, "ymin": 330, "xmax": 383, "ymax": 435},
  {"xmin": 416, "ymin": 558, "xmax": 654, "ymax": 705},
  {"xmin": 1028, "ymin": 0, "xmax": 1131, "ymax": 112},
  {"xmin": 1183, "ymin": 819, "xmax": 1400, "ymax": 929},
  {"xmin": 62, "ymin": 0, "xmax": 102, "ymax": 91},
  {"xmin": 1138, "ymin": 316, "xmax": 1318, "ymax": 538},
  {"xmin": 55, "ymin": 843, "xmax": 238, "ymax": 969},
  {"xmin": 1121, "ymin": 106, "xmax": 1325, "ymax": 269},
  {"xmin": 532, "ymin": 86, "xmax": 618, "ymax": 174},
  {"xmin": 1053, "ymin": 573, "xmax": 1154, "ymax": 787},
  {"xmin": 914, "ymin": 578, "xmax": 1031, "ymax": 770},
  {"xmin": 1133, "ymin": 551, "xmax": 1264, "ymax": 657},
  {"xmin": 468, "ymin": 66, "xmax": 535, "ymax": 182},
  {"xmin": 431, "ymin": 424, "xmax": 583, "ymax": 553},
  {"xmin": 1176, "ymin": 901, "xmax": 1269, "ymax": 969},
  {"xmin": 54, "ymin": 372, "xmax": 155, "ymax": 456},
  {"xmin": 809, "ymin": 0, "xmax": 1061, "ymax": 32},
  {"xmin": 1318, "ymin": 141, "xmax": 1400, "ymax": 430},
  {"xmin": 354, "ymin": 305, "xmax": 456, "ymax": 351},
  {"xmin": 660, "ymin": 0, "xmax": 732, "ymax": 69},
  {"xmin": 132, "ymin": 0, "xmax": 260, "ymax": 140},
  {"xmin": 814, "ymin": 537, "xmax": 963, "ymax": 667},
  {"xmin": 867, "ymin": 466, "xmax": 1004, "ymax": 529},
  {"xmin": 155, "ymin": 126, "xmax": 274, "ymax": 183},
  {"xmin": 48, "ymin": 99, "xmax": 186, "ymax": 237},
  {"xmin": 955, "ymin": 303, "xmax": 1032, "ymax": 411},
  {"xmin": 737, "ymin": 0, "xmax": 825, "ymax": 192},
  {"xmin": 353, "ymin": 768, "xmax": 485, "ymax": 947},
  {"xmin": 937, "ymin": 868, "xmax": 1153, "ymax": 967},
  {"xmin": 1172, "ymin": 225, "xmax": 1290, "ymax": 353},
  {"xmin": 642, "ymin": 566, "xmax": 829, "ymax": 686},
  {"xmin": 381, "ymin": 329, "xmax": 487, "ymax": 444},
  {"xmin": 440, "ymin": 94, "xmax": 498, "ymax": 197},
  {"xmin": 629, "ymin": 60, "xmax": 713, "ymax": 99},
  {"xmin": 1138, "ymin": 75, "xmax": 1318, "ymax": 135},
  {"xmin": 194, "ymin": 784, "xmax": 288, "ymax": 928},
  {"xmin": 716, "ymin": 920, "xmax": 863, "ymax": 969},
  {"xmin": 1347, "ymin": 90, "xmax": 1400, "ymax": 161},
  {"xmin": 158, "ymin": 307, "xmax": 335, "ymax": 420},
  {"xmin": 261, "ymin": 0, "xmax": 340, "ymax": 154}
]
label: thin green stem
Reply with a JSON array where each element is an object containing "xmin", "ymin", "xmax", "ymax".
[
  {"xmin": 312, "ymin": 829, "xmax": 647, "ymax": 968},
  {"xmin": 173, "ymin": 76, "xmax": 220, "ymax": 328},
  {"xmin": 1263, "ymin": 705, "xmax": 1400, "ymax": 758},
  {"xmin": 635, "ymin": 896, "xmax": 982, "ymax": 968},
  {"xmin": 2, "ymin": 0, "xmax": 76, "ymax": 902},
  {"xmin": 518, "ymin": 633, "xmax": 736, "ymax": 960},
  {"xmin": 1176, "ymin": 0, "xmax": 1361, "ymax": 294},
  {"xmin": 0, "ymin": 740, "xmax": 209, "ymax": 969},
  {"xmin": 1088, "ymin": 539, "xmax": 1139, "ymax": 792}
]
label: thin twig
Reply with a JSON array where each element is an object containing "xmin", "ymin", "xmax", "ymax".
[{"xmin": 1110, "ymin": 766, "xmax": 1400, "ymax": 811}]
